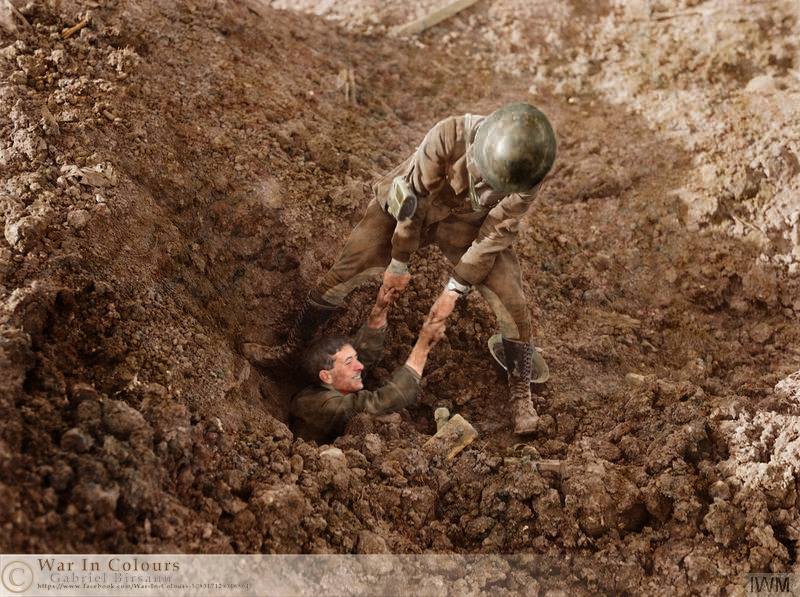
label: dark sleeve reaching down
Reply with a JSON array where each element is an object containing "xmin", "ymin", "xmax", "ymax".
[{"xmin": 351, "ymin": 323, "xmax": 386, "ymax": 368}]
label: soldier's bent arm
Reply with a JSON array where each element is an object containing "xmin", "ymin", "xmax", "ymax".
[
  {"xmin": 407, "ymin": 116, "xmax": 459, "ymax": 198},
  {"xmin": 453, "ymin": 183, "xmax": 545, "ymax": 286},
  {"xmin": 391, "ymin": 117, "xmax": 461, "ymax": 263}
]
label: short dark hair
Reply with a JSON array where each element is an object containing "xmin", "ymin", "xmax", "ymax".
[{"xmin": 302, "ymin": 335, "xmax": 352, "ymax": 381}]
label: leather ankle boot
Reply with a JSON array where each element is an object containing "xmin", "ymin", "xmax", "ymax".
[{"xmin": 502, "ymin": 337, "xmax": 540, "ymax": 435}]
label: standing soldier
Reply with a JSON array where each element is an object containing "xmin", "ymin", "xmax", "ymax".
[{"xmin": 245, "ymin": 102, "xmax": 556, "ymax": 435}]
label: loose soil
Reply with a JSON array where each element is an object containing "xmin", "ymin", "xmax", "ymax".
[{"xmin": 1, "ymin": 0, "xmax": 799, "ymax": 593}]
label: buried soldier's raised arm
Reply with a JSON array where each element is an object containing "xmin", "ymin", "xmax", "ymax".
[
  {"xmin": 350, "ymin": 284, "xmax": 398, "ymax": 368},
  {"xmin": 323, "ymin": 312, "xmax": 446, "ymax": 418},
  {"xmin": 291, "ymin": 297, "xmax": 446, "ymax": 444}
]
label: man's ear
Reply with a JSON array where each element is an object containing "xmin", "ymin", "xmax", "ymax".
[{"xmin": 319, "ymin": 369, "xmax": 332, "ymax": 384}]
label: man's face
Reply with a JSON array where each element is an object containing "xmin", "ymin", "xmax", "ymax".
[{"xmin": 320, "ymin": 344, "xmax": 365, "ymax": 393}]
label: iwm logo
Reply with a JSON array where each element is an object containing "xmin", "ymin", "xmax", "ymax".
[{"xmin": 747, "ymin": 574, "xmax": 796, "ymax": 595}]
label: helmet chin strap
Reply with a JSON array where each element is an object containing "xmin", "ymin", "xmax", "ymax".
[
  {"xmin": 465, "ymin": 116, "xmax": 484, "ymax": 212},
  {"xmin": 467, "ymin": 163, "xmax": 482, "ymax": 212}
]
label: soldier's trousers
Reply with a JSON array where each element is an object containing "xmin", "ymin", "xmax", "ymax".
[{"xmin": 314, "ymin": 199, "xmax": 533, "ymax": 342}]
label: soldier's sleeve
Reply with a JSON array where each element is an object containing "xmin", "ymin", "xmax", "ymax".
[
  {"xmin": 319, "ymin": 365, "xmax": 421, "ymax": 423},
  {"xmin": 351, "ymin": 323, "xmax": 386, "ymax": 368},
  {"xmin": 453, "ymin": 182, "xmax": 545, "ymax": 286},
  {"xmin": 391, "ymin": 116, "xmax": 460, "ymax": 263}
]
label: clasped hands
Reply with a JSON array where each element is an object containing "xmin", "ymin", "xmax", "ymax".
[{"xmin": 370, "ymin": 269, "xmax": 458, "ymax": 346}]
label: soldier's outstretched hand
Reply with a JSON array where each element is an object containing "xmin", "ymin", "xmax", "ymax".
[
  {"xmin": 418, "ymin": 313, "xmax": 446, "ymax": 349},
  {"xmin": 367, "ymin": 285, "xmax": 399, "ymax": 329},
  {"xmin": 375, "ymin": 284, "xmax": 398, "ymax": 309},
  {"xmin": 428, "ymin": 288, "xmax": 459, "ymax": 323},
  {"xmin": 383, "ymin": 269, "xmax": 411, "ymax": 293},
  {"xmin": 406, "ymin": 312, "xmax": 446, "ymax": 376}
]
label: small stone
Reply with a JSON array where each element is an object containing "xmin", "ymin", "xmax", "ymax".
[
  {"xmin": 362, "ymin": 433, "xmax": 383, "ymax": 460},
  {"xmin": 709, "ymin": 480, "xmax": 731, "ymax": 501},
  {"xmin": 625, "ymin": 372, "xmax": 646, "ymax": 386},
  {"xmin": 49, "ymin": 49, "xmax": 65, "ymax": 65},
  {"xmin": 744, "ymin": 74, "xmax": 777, "ymax": 94},
  {"xmin": 67, "ymin": 208, "xmax": 90, "ymax": 230},
  {"xmin": 434, "ymin": 407, "xmax": 450, "ymax": 432},
  {"xmin": 208, "ymin": 417, "xmax": 224, "ymax": 434},
  {"xmin": 61, "ymin": 427, "xmax": 94, "ymax": 453},
  {"xmin": 354, "ymin": 530, "xmax": 388, "ymax": 554},
  {"xmin": 319, "ymin": 446, "xmax": 347, "ymax": 468},
  {"xmin": 5, "ymin": 213, "xmax": 48, "ymax": 252}
]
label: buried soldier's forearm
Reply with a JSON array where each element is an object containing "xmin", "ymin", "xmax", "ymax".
[
  {"xmin": 366, "ymin": 284, "xmax": 399, "ymax": 329},
  {"xmin": 405, "ymin": 319, "xmax": 445, "ymax": 376},
  {"xmin": 405, "ymin": 341, "xmax": 432, "ymax": 377}
]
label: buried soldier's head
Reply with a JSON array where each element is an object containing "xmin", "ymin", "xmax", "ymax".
[
  {"xmin": 469, "ymin": 102, "xmax": 557, "ymax": 193},
  {"xmin": 303, "ymin": 335, "xmax": 365, "ymax": 393}
]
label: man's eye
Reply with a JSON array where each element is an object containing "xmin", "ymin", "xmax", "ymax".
[{"xmin": 345, "ymin": 357, "xmax": 353, "ymax": 364}]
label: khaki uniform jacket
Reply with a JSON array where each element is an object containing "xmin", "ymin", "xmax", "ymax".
[
  {"xmin": 290, "ymin": 324, "xmax": 421, "ymax": 444},
  {"xmin": 373, "ymin": 114, "xmax": 543, "ymax": 286}
]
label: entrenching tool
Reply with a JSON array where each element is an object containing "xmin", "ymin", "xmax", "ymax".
[
  {"xmin": 434, "ymin": 407, "xmax": 451, "ymax": 432},
  {"xmin": 424, "ymin": 412, "xmax": 478, "ymax": 460},
  {"xmin": 530, "ymin": 459, "xmax": 565, "ymax": 476}
]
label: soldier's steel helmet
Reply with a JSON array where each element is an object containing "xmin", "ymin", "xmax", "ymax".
[{"xmin": 472, "ymin": 102, "xmax": 556, "ymax": 193}]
